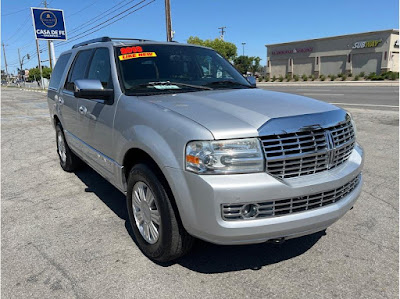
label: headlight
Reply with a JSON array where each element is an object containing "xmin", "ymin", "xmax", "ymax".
[{"xmin": 185, "ymin": 138, "xmax": 264, "ymax": 174}]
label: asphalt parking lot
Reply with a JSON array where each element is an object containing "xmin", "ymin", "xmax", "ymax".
[{"xmin": 1, "ymin": 86, "xmax": 399, "ymax": 298}]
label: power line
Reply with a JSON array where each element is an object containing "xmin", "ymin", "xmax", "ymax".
[
  {"xmin": 67, "ymin": 0, "xmax": 135, "ymax": 35},
  {"xmin": 55, "ymin": 0, "xmax": 155, "ymax": 49},
  {"xmin": 66, "ymin": 0, "xmax": 102, "ymax": 18},
  {"xmin": 2, "ymin": 8, "xmax": 27, "ymax": 17}
]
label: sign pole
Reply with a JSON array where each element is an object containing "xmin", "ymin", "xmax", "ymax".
[
  {"xmin": 49, "ymin": 41, "xmax": 56, "ymax": 66},
  {"xmin": 35, "ymin": 39, "xmax": 45, "ymax": 89}
]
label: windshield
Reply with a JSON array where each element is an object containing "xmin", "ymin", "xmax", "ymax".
[{"xmin": 116, "ymin": 44, "xmax": 252, "ymax": 95}]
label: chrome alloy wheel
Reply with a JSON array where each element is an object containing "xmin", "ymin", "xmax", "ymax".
[
  {"xmin": 132, "ymin": 181, "xmax": 161, "ymax": 244},
  {"xmin": 57, "ymin": 131, "xmax": 67, "ymax": 163}
]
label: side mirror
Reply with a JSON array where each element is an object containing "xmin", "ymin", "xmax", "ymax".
[
  {"xmin": 74, "ymin": 79, "xmax": 113, "ymax": 103},
  {"xmin": 246, "ymin": 76, "xmax": 257, "ymax": 88}
]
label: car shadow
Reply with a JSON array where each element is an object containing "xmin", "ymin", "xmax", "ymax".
[{"xmin": 74, "ymin": 165, "xmax": 325, "ymax": 274}]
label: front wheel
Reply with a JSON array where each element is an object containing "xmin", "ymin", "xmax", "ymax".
[
  {"xmin": 126, "ymin": 164, "xmax": 193, "ymax": 262},
  {"xmin": 55, "ymin": 123, "xmax": 81, "ymax": 172}
]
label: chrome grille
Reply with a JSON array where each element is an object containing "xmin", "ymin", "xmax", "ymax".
[
  {"xmin": 260, "ymin": 119, "xmax": 355, "ymax": 178},
  {"xmin": 222, "ymin": 174, "xmax": 361, "ymax": 221}
]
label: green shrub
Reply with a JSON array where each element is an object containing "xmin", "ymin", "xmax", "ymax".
[
  {"xmin": 354, "ymin": 75, "xmax": 360, "ymax": 81},
  {"xmin": 272, "ymin": 75, "xmax": 276, "ymax": 82},
  {"xmin": 310, "ymin": 75, "xmax": 315, "ymax": 81},
  {"xmin": 285, "ymin": 74, "xmax": 291, "ymax": 81},
  {"xmin": 337, "ymin": 73, "xmax": 343, "ymax": 78},
  {"xmin": 265, "ymin": 76, "xmax": 270, "ymax": 82},
  {"xmin": 359, "ymin": 71, "xmax": 365, "ymax": 77},
  {"xmin": 293, "ymin": 75, "xmax": 299, "ymax": 81},
  {"xmin": 258, "ymin": 76, "xmax": 264, "ymax": 82},
  {"xmin": 308, "ymin": 74, "xmax": 313, "ymax": 79},
  {"xmin": 320, "ymin": 75, "xmax": 326, "ymax": 81},
  {"xmin": 330, "ymin": 75, "xmax": 336, "ymax": 81},
  {"xmin": 371, "ymin": 74, "xmax": 384, "ymax": 81},
  {"xmin": 389, "ymin": 72, "xmax": 399, "ymax": 80},
  {"xmin": 342, "ymin": 74, "xmax": 347, "ymax": 81},
  {"xmin": 367, "ymin": 72, "xmax": 376, "ymax": 80},
  {"xmin": 279, "ymin": 75, "xmax": 284, "ymax": 82},
  {"xmin": 302, "ymin": 74, "xmax": 308, "ymax": 81},
  {"xmin": 348, "ymin": 72, "xmax": 353, "ymax": 77}
]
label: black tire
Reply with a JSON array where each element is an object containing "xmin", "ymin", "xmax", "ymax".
[
  {"xmin": 126, "ymin": 164, "xmax": 193, "ymax": 262},
  {"xmin": 55, "ymin": 123, "xmax": 81, "ymax": 172}
]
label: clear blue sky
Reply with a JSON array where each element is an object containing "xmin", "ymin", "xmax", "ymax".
[{"xmin": 1, "ymin": 0, "xmax": 399, "ymax": 74}]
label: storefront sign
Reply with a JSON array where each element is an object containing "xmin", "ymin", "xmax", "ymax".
[
  {"xmin": 272, "ymin": 47, "xmax": 313, "ymax": 55},
  {"xmin": 352, "ymin": 39, "xmax": 381, "ymax": 49},
  {"xmin": 31, "ymin": 7, "xmax": 66, "ymax": 40}
]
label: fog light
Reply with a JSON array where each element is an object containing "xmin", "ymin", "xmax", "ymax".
[{"xmin": 241, "ymin": 204, "xmax": 258, "ymax": 218}]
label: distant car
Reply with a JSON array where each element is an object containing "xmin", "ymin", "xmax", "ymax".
[
  {"xmin": 47, "ymin": 37, "xmax": 364, "ymax": 262},
  {"xmin": 1, "ymin": 80, "xmax": 7, "ymax": 85}
]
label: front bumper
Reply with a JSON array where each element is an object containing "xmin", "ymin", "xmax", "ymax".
[{"xmin": 164, "ymin": 145, "xmax": 364, "ymax": 245}]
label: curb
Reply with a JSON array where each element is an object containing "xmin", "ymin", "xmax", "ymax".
[
  {"xmin": 257, "ymin": 81, "xmax": 399, "ymax": 87},
  {"xmin": 2, "ymin": 87, "xmax": 47, "ymax": 93}
]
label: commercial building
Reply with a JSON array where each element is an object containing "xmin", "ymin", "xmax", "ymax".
[{"xmin": 265, "ymin": 29, "xmax": 399, "ymax": 77}]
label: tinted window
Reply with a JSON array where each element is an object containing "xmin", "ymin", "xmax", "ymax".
[
  {"xmin": 87, "ymin": 48, "xmax": 112, "ymax": 88},
  {"xmin": 49, "ymin": 53, "xmax": 71, "ymax": 90},
  {"xmin": 64, "ymin": 49, "xmax": 93, "ymax": 91}
]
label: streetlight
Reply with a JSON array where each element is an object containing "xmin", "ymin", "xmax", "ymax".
[{"xmin": 242, "ymin": 42, "xmax": 246, "ymax": 56}]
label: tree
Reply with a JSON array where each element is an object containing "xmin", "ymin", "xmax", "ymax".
[
  {"xmin": 250, "ymin": 57, "xmax": 262, "ymax": 75},
  {"xmin": 233, "ymin": 56, "xmax": 262, "ymax": 75},
  {"xmin": 187, "ymin": 36, "xmax": 237, "ymax": 61},
  {"xmin": 28, "ymin": 66, "xmax": 52, "ymax": 81},
  {"xmin": 233, "ymin": 55, "xmax": 253, "ymax": 74}
]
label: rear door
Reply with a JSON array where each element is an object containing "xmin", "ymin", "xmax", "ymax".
[{"xmin": 47, "ymin": 52, "xmax": 71, "ymax": 124}]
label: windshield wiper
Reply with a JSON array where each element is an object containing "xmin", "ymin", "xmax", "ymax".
[
  {"xmin": 204, "ymin": 80, "xmax": 252, "ymax": 89},
  {"xmin": 139, "ymin": 81, "xmax": 212, "ymax": 90}
]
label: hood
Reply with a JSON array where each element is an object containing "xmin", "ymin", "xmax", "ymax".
[{"xmin": 145, "ymin": 88, "xmax": 341, "ymax": 139}]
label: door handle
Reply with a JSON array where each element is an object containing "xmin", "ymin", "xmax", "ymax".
[
  {"xmin": 79, "ymin": 105, "xmax": 87, "ymax": 115},
  {"xmin": 58, "ymin": 97, "xmax": 64, "ymax": 105}
]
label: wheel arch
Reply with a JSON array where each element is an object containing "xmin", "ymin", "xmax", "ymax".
[{"xmin": 122, "ymin": 148, "xmax": 184, "ymax": 227}]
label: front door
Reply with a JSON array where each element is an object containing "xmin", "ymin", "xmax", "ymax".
[
  {"xmin": 60, "ymin": 49, "xmax": 94, "ymax": 143},
  {"xmin": 75, "ymin": 47, "xmax": 117, "ymax": 179}
]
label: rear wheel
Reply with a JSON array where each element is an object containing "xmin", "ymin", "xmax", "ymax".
[
  {"xmin": 56, "ymin": 123, "xmax": 81, "ymax": 172},
  {"xmin": 126, "ymin": 164, "xmax": 193, "ymax": 262}
]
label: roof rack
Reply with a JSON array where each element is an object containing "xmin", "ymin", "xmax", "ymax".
[{"xmin": 72, "ymin": 37, "xmax": 155, "ymax": 49}]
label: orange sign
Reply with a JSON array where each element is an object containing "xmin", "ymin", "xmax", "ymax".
[{"xmin": 118, "ymin": 52, "xmax": 157, "ymax": 61}]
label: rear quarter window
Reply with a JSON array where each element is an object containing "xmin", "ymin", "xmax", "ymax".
[{"xmin": 48, "ymin": 53, "xmax": 71, "ymax": 90}]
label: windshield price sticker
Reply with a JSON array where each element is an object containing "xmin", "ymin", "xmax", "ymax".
[
  {"xmin": 119, "ymin": 52, "xmax": 157, "ymax": 61},
  {"xmin": 120, "ymin": 46, "xmax": 143, "ymax": 54}
]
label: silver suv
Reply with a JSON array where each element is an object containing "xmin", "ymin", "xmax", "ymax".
[{"xmin": 47, "ymin": 37, "xmax": 364, "ymax": 262}]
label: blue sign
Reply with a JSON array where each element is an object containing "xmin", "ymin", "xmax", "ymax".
[{"xmin": 31, "ymin": 7, "xmax": 67, "ymax": 40}]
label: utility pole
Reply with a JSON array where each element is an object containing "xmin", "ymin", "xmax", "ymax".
[
  {"xmin": 242, "ymin": 42, "xmax": 246, "ymax": 56},
  {"xmin": 18, "ymin": 48, "xmax": 23, "ymax": 81},
  {"xmin": 2, "ymin": 43, "xmax": 9, "ymax": 84},
  {"xmin": 43, "ymin": 0, "xmax": 54, "ymax": 69},
  {"xmin": 165, "ymin": 0, "xmax": 172, "ymax": 42},
  {"xmin": 219, "ymin": 26, "xmax": 226, "ymax": 40}
]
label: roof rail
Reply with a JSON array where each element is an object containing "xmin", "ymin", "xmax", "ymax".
[
  {"xmin": 72, "ymin": 37, "xmax": 111, "ymax": 49},
  {"xmin": 110, "ymin": 37, "xmax": 154, "ymax": 42},
  {"xmin": 72, "ymin": 37, "xmax": 154, "ymax": 49}
]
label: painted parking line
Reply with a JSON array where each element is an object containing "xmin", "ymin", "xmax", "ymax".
[
  {"xmin": 302, "ymin": 93, "xmax": 345, "ymax": 96},
  {"xmin": 296, "ymin": 89, "xmax": 332, "ymax": 92},
  {"xmin": 329, "ymin": 102, "xmax": 399, "ymax": 108}
]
